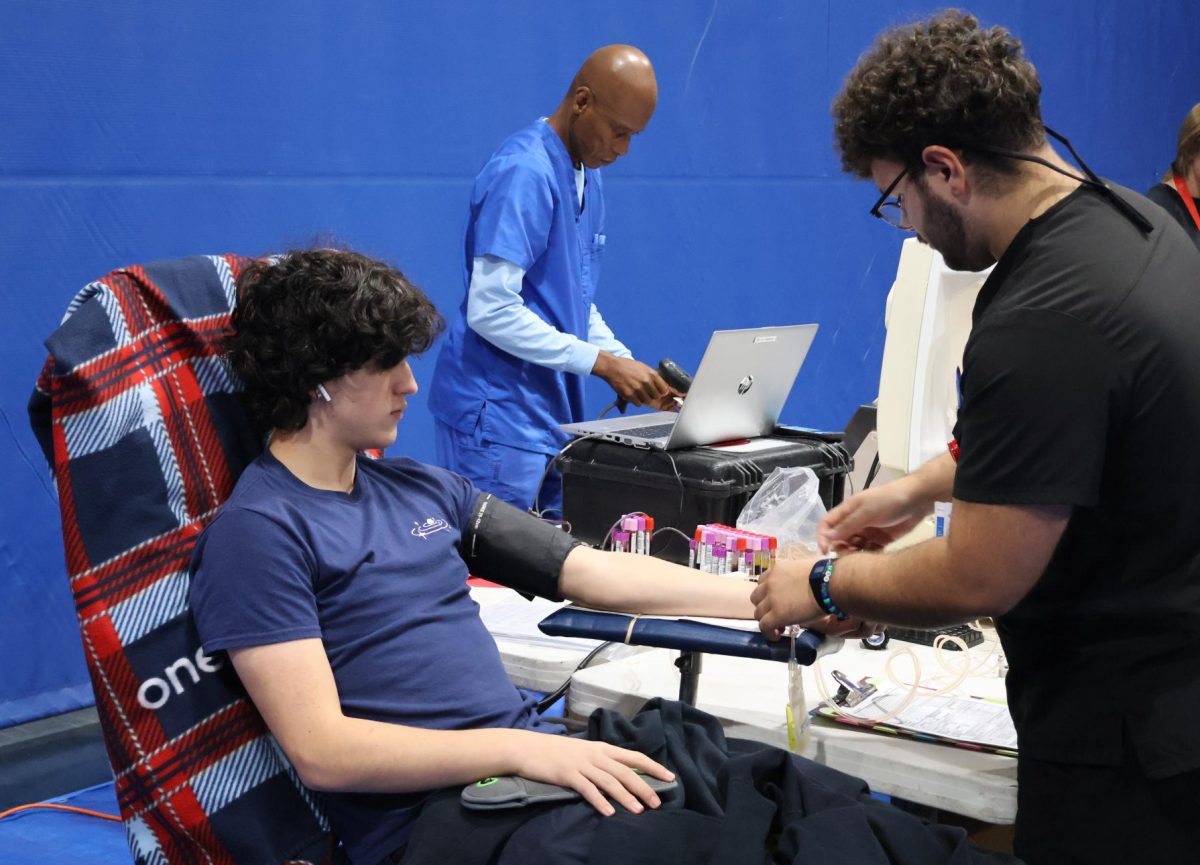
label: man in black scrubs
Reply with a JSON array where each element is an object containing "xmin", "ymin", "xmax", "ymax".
[{"xmin": 751, "ymin": 11, "xmax": 1200, "ymax": 864}]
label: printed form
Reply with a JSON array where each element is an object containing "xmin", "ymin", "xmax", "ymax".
[{"xmin": 838, "ymin": 686, "xmax": 1018, "ymax": 751}]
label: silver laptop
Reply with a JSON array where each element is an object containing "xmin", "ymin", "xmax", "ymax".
[{"xmin": 560, "ymin": 325, "xmax": 818, "ymax": 450}]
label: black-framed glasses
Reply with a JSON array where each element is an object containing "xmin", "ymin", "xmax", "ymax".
[
  {"xmin": 870, "ymin": 166, "xmax": 910, "ymax": 229},
  {"xmin": 868, "ymin": 127, "xmax": 1152, "ymax": 235}
]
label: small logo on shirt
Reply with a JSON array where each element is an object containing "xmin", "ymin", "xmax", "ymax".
[
  {"xmin": 737, "ymin": 375, "xmax": 755, "ymax": 395},
  {"xmin": 412, "ymin": 517, "xmax": 450, "ymax": 539}
]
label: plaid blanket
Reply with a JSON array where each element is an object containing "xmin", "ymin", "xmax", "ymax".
[{"xmin": 29, "ymin": 255, "xmax": 334, "ymax": 865}]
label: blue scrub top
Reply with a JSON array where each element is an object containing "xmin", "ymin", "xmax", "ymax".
[{"xmin": 428, "ymin": 119, "xmax": 606, "ymax": 455}]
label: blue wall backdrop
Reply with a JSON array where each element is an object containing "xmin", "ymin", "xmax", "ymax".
[{"xmin": 2, "ymin": 1, "xmax": 1197, "ymax": 727}]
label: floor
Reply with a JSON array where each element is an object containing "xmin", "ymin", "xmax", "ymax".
[
  {"xmin": 0, "ymin": 708, "xmax": 127, "ymax": 864},
  {"xmin": 0, "ymin": 707, "xmax": 111, "ymax": 810}
]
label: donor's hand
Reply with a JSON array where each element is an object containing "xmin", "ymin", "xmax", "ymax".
[{"xmin": 510, "ymin": 732, "xmax": 674, "ymax": 817}]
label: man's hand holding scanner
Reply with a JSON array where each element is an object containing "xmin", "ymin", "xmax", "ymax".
[{"xmin": 592, "ymin": 350, "xmax": 679, "ymax": 408}]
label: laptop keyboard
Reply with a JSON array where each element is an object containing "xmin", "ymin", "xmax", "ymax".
[{"xmin": 619, "ymin": 422, "xmax": 677, "ymax": 439}]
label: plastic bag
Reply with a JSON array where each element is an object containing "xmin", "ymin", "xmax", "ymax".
[{"xmin": 736, "ymin": 466, "xmax": 826, "ymax": 553}]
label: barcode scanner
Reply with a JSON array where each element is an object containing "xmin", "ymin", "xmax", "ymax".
[
  {"xmin": 658, "ymin": 358, "xmax": 692, "ymax": 394},
  {"xmin": 614, "ymin": 358, "xmax": 693, "ymax": 415}
]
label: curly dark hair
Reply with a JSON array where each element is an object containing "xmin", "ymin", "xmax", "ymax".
[
  {"xmin": 832, "ymin": 10, "xmax": 1045, "ymax": 183},
  {"xmin": 228, "ymin": 248, "xmax": 444, "ymax": 433}
]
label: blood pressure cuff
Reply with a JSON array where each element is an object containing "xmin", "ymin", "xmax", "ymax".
[{"xmin": 462, "ymin": 493, "xmax": 582, "ymax": 601}]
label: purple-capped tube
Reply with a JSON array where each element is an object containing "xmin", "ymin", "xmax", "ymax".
[{"xmin": 713, "ymin": 543, "xmax": 727, "ymax": 575}]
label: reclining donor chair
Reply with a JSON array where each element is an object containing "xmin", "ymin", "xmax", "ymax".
[{"xmin": 30, "ymin": 254, "xmax": 334, "ymax": 865}]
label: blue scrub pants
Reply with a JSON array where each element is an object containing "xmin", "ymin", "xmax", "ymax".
[{"xmin": 433, "ymin": 419, "xmax": 562, "ymax": 516}]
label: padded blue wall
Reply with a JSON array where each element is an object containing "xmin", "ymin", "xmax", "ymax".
[{"xmin": 2, "ymin": 0, "xmax": 1197, "ymax": 727}]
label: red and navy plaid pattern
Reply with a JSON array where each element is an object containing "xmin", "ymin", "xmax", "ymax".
[{"xmin": 29, "ymin": 255, "xmax": 334, "ymax": 865}]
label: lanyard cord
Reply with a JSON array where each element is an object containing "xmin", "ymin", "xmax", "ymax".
[{"xmin": 1172, "ymin": 173, "xmax": 1200, "ymax": 234}]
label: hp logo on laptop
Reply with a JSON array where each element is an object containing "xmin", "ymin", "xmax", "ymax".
[{"xmin": 737, "ymin": 375, "xmax": 754, "ymax": 395}]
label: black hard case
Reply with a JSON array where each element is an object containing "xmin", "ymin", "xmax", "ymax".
[{"xmin": 558, "ymin": 436, "xmax": 850, "ymax": 565}]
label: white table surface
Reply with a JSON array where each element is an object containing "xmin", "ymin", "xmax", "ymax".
[{"xmin": 472, "ymin": 585, "xmax": 646, "ymax": 693}]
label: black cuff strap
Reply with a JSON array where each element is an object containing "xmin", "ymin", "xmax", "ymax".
[{"xmin": 461, "ymin": 493, "xmax": 581, "ymax": 602}]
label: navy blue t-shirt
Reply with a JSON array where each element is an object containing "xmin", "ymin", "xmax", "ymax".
[{"xmin": 189, "ymin": 450, "xmax": 560, "ymax": 864}]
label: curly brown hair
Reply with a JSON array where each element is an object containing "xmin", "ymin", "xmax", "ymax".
[
  {"xmin": 228, "ymin": 248, "xmax": 444, "ymax": 433},
  {"xmin": 832, "ymin": 10, "xmax": 1045, "ymax": 182}
]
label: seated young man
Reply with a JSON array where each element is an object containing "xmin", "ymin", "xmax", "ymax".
[{"xmin": 187, "ymin": 249, "xmax": 762, "ymax": 865}]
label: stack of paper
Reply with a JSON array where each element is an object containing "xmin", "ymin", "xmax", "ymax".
[
  {"xmin": 472, "ymin": 590, "xmax": 603, "ymax": 651},
  {"xmin": 815, "ymin": 685, "xmax": 1017, "ymax": 755}
]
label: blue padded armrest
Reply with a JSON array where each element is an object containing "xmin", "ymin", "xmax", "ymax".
[{"xmin": 538, "ymin": 607, "xmax": 839, "ymax": 664}]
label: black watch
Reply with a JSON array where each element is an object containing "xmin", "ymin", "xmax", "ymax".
[{"xmin": 808, "ymin": 558, "xmax": 848, "ymax": 621}]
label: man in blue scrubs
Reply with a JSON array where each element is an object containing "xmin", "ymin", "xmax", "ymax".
[{"xmin": 428, "ymin": 45, "xmax": 673, "ymax": 516}]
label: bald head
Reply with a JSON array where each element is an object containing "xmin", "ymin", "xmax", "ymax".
[
  {"xmin": 569, "ymin": 45, "xmax": 657, "ymax": 106},
  {"xmin": 547, "ymin": 45, "xmax": 657, "ymax": 169}
]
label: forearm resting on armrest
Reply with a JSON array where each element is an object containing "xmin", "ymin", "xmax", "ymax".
[{"xmin": 559, "ymin": 545, "xmax": 755, "ymax": 619}]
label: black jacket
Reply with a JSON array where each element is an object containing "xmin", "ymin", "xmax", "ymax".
[{"xmin": 402, "ymin": 699, "xmax": 1019, "ymax": 865}]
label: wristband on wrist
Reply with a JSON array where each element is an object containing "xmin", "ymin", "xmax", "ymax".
[{"xmin": 808, "ymin": 558, "xmax": 848, "ymax": 621}]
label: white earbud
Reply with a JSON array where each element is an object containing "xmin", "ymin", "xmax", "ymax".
[{"xmin": 315, "ymin": 384, "xmax": 332, "ymax": 403}]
